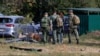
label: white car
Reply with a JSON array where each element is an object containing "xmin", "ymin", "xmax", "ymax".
[{"xmin": 0, "ymin": 15, "xmax": 24, "ymax": 38}]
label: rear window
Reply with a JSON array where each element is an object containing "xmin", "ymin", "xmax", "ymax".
[
  {"xmin": 0, "ymin": 18, "xmax": 12, "ymax": 23},
  {"xmin": 15, "ymin": 18, "xmax": 24, "ymax": 23}
]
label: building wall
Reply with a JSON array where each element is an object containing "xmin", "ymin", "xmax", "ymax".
[
  {"xmin": 88, "ymin": 15, "xmax": 100, "ymax": 32},
  {"xmin": 78, "ymin": 15, "xmax": 88, "ymax": 35},
  {"xmin": 79, "ymin": 15, "xmax": 100, "ymax": 35}
]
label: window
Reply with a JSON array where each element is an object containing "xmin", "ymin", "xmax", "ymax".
[
  {"xmin": 15, "ymin": 18, "xmax": 23, "ymax": 23},
  {"xmin": 0, "ymin": 18, "xmax": 12, "ymax": 23}
]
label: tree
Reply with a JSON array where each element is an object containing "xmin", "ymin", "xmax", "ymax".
[
  {"xmin": 95, "ymin": 0, "xmax": 100, "ymax": 8},
  {"xmin": 0, "ymin": 0, "xmax": 99, "ymax": 23}
]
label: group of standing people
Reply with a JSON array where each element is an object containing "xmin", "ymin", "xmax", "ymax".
[{"xmin": 40, "ymin": 10, "xmax": 80, "ymax": 44}]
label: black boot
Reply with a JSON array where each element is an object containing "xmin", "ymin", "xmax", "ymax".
[
  {"xmin": 76, "ymin": 39, "xmax": 79, "ymax": 44},
  {"xmin": 68, "ymin": 39, "xmax": 71, "ymax": 44}
]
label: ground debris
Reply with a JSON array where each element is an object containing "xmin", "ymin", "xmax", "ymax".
[{"xmin": 10, "ymin": 46, "xmax": 42, "ymax": 52}]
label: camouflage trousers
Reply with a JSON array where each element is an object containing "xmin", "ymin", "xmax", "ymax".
[
  {"xmin": 68, "ymin": 25, "xmax": 79, "ymax": 44},
  {"xmin": 41, "ymin": 27, "xmax": 49, "ymax": 43}
]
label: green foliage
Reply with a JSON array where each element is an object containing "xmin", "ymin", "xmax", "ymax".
[
  {"xmin": 0, "ymin": 0, "xmax": 3, "ymax": 4},
  {"xmin": 22, "ymin": 13, "xmax": 34, "ymax": 24},
  {"xmin": 0, "ymin": 0, "xmax": 100, "ymax": 23},
  {"xmin": 0, "ymin": 4, "xmax": 17, "ymax": 15},
  {"xmin": 0, "ymin": 5, "xmax": 10, "ymax": 15},
  {"xmin": 95, "ymin": 0, "xmax": 100, "ymax": 8},
  {"xmin": 20, "ymin": 2, "xmax": 33, "ymax": 15}
]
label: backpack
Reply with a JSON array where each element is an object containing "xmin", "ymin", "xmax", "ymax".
[
  {"xmin": 72, "ymin": 15, "xmax": 80, "ymax": 25},
  {"xmin": 50, "ymin": 15, "xmax": 57, "ymax": 27},
  {"xmin": 56, "ymin": 15, "xmax": 63, "ymax": 27}
]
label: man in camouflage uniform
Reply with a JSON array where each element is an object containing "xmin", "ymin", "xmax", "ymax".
[
  {"xmin": 67, "ymin": 10, "xmax": 80, "ymax": 44},
  {"xmin": 40, "ymin": 12, "xmax": 52, "ymax": 43}
]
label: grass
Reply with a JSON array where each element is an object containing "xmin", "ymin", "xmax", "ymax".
[{"xmin": 0, "ymin": 32, "xmax": 100, "ymax": 56}]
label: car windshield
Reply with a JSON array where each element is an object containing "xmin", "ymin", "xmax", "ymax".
[{"xmin": 0, "ymin": 18, "xmax": 12, "ymax": 23}]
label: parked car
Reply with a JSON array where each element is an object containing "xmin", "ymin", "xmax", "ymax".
[
  {"xmin": 21, "ymin": 22, "xmax": 41, "ymax": 34},
  {"xmin": 0, "ymin": 15, "xmax": 24, "ymax": 38}
]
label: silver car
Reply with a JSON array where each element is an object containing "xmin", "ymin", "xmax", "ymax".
[{"xmin": 0, "ymin": 15, "xmax": 24, "ymax": 38}]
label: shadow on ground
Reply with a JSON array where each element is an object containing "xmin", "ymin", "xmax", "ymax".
[{"xmin": 79, "ymin": 42, "xmax": 100, "ymax": 47}]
